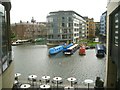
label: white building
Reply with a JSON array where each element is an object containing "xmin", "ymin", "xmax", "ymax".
[
  {"xmin": 47, "ymin": 10, "xmax": 86, "ymax": 44},
  {"xmin": 100, "ymin": 11, "xmax": 107, "ymax": 36}
]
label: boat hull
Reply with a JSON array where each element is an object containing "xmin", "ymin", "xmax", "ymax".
[
  {"xmin": 79, "ymin": 46, "xmax": 86, "ymax": 55},
  {"xmin": 49, "ymin": 45, "xmax": 63, "ymax": 55},
  {"xmin": 63, "ymin": 43, "xmax": 73, "ymax": 52},
  {"xmin": 64, "ymin": 44, "xmax": 79, "ymax": 55}
]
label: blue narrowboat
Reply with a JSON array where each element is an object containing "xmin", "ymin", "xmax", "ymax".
[
  {"xmin": 63, "ymin": 43, "xmax": 73, "ymax": 52},
  {"xmin": 95, "ymin": 44, "xmax": 106, "ymax": 58},
  {"xmin": 49, "ymin": 45, "xmax": 63, "ymax": 55}
]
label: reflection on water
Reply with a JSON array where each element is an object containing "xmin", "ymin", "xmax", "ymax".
[{"xmin": 12, "ymin": 45, "xmax": 106, "ymax": 84}]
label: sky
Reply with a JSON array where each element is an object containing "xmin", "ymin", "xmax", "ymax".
[{"xmin": 10, "ymin": 0, "xmax": 107, "ymax": 23}]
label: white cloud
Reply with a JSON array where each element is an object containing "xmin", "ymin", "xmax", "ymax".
[
  {"xmin": 109, "ymin": 0, "xmax": 120, "ymax": 2},
  {"xmin": 10, "ymin": 0, "xmax": 107, "ymax": 23},
  {"xmin": 0, "ymin": 0, "xmax": 11, "ymax": 2}
]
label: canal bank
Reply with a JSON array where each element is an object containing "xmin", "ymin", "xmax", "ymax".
[{"xmin": 12, "ymin": 45, "xmax": 106, "ymax": 87}]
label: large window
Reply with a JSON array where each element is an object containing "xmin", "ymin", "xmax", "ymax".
[
  {"xmin": 0, "ymin": 4, "xmax": 5, "ymax": 74},
  {"xmin": 0, "ymin": 3, "xmax": 10, "ymax": 73}
]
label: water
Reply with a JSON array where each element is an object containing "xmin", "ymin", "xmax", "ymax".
[{"xmin": 12, "ymin": 44, "xmax": 106, "ymax": 85}]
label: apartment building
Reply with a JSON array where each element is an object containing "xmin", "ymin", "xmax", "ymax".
[
  {"xmin": 106, "ymin": 0, "xmax": 120, "ymax": 89},
  {"xmin": 11, "ymin": 21, "xmax": 47, "ymax": 40},
  {"xmin": 100, "ymin": 11, "xmax": 107, "ymax": 43},
  {"xmin": 100, "ymin": 11, "xmax": 107, "ymax": 36},
  {"xmin": 47, "ymin": 10, "xmax": 86, "ymax": 44},
  {"xmin": 79, "ymin": 21, "xmax": 87, "ymax": 40},
  {"xmin": 94, "ymin": 22, "xmax": 100, "ymax": 37},
  {"xmin": 84, "ymin": 17, "xmax": 96, "ymax": 39}
]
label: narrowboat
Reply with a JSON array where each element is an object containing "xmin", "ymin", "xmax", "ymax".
[
  {"xmin": 95, "ymin": 44, "xmax": 105, "ymax": 58},
  {"xmin": 63, "ymin": 43, "xmax": 73, "ymax": 52},
  {"xmin": 49, "ymin": 45, "xmax": 63, "ymax": 55},
  {"xmin": 12, "ymin": 39, "xmax": 30, "ymax": 46},
  {"xmin": 64, "ymin": 44, "xmax": 79, "ymax": 55},
  {"xmin": 79, "ymin": 46, "xmax": 86, "ymax": 55}
]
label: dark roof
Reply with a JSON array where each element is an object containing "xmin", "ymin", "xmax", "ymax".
[
  {"xmin": 102, "ymin": 11, "xmax": 107, "ymax": 15},
  {"xmin": 49, "ymin": 10, "xmax": 84, "ymax": 18}
]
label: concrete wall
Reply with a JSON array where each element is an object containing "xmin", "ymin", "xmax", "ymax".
[
  {"xmin": 105, "ymin": 1, "xmax": 120, "ymax": 88},
  {"xmin": 0, "ymin": 61, "xmax": 14, "ymax": 89},
  {"xmin": 0, "ymin": 74, "xmax": 2, "ymax": 90}
]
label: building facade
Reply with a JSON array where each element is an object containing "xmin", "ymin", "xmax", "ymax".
[
  {"xmin": 47, "ymin": 10, "xmax": 86, "ymax": 44},
  {"xmin": 11, "ymin": 21, "xmax": 47, "ymax": 41},
  {"xmin": 106, "ymin": 0, "xmax": 120, "ymax": 89},
  {"xmin": 84, "ymin": 17, "xmax": 96, "ymax": 39},
  {"xmin": 100, "ymin": 11, "xmax": 107, "ymax": 36},
  {"xmin": 0, "ymin": 0, "xmax": 14, "ymax": 89},
  {"xmin": 100, "ymin": 11, "xmax": 107, "ymax": 43},
  {"xmin": 79, "ymin": 20, "xmax": 87, "ymax": 40},
  {"xmin": 94, "ymin": 22, "xmax": 100, "ymax": 37}
]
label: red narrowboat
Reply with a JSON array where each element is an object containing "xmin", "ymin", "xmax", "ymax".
[{"xmin": 79, "ymin": 46, "xmax": 86, "ymax": 55}]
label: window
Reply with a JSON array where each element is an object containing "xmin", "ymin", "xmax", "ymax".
[
  {"xmin": 68, "ymin": 23, "xmax": 71, "ymax": 27},
  {"xmin": 0, "ymin": 3, "xmax": 12, "ymax": 73},
  {"xmin": 0, "ymin": 4, "xmax": 5, "ymax": 74},
  {"xmin": 68, "ymin": 23, "xmax": 73, "ymax": 27},
  {"xmin": 62, "ymin": 17, "xmax": 64, "ymax": 20},
  {"xmin": 68, "ymin": 17, "xmax": 72, "ymax": 22},
  {"xmin": 114, "ymin": 13, "xmax": 119, "ymax": 46},
  {"xmin": 62, "ymin": 17, "xmax": 65, "ymax": 22},
  {"xmin": 69, "ymin": 29, "xmax": 71, "ymax": 33},
  {"xmin": 62, "ymin": 23, "xmax": 65, "ymax": 27}
]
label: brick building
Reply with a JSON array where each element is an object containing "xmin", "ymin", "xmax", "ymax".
[{"xmin": 11, "ymin": 21, "xmax": 47, "ymax": 41}]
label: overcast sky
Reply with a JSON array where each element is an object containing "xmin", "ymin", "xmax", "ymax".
[{"xmin": 10, "ymin": 0, "xmax": 107, "ymax": 23}]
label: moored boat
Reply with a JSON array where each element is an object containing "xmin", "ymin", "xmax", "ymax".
[
  {"xmin": 79, "ymin": 45, "xmax": 86, "ymax": 55},
  {"xmin": 64, "ymin": 44, "xmax": 79, "ymax": 55},
  {"xmin": 49, "ymin": 45, "xmax": 64, "ymax": 55},
  {"xmin": 12, "ymin": 42, "xmax": 22, "ymax": 46},
  {"xmin": 95, "ymin": 44, "xmax": 105, "ymax": 58},
  {"xmin": 12, "ymin": 39, "xmax": 31, "ymax": 46},
  {"xmin": 63, "ymin": 43, "xmax": 73, "ymax": 52}
]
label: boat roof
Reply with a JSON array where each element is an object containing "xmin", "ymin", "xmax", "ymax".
[
  {"xmin": 49, "ymin": 45, "xmax": 63, "ymax": 50},
  {"xmin": 54, "ymin": 45, "xmax": 63, "ymax": 49},
  {"xmin": 16, "ymin": 39, "xmax": 28, "ymax": 42},
  {"xmin": 68, "ymin": 44, "xmax": 78, "ymax": 50},
  {"xmin": 96, "ymin": 44, "xmax": 104, "ymax": 50}
]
